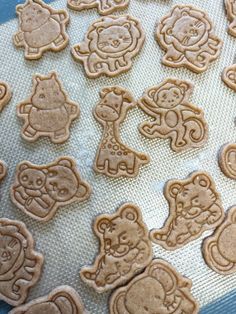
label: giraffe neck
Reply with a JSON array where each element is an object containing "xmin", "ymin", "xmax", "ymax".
[{"xmin": 103, "ymin": 122, "xmax": 120, "ymax": 145}]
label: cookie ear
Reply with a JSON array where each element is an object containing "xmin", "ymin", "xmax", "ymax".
[
  {"xmin": 121, "ymin": 205, "xmax": 139, "ymax": 222},
  {"xmin": 148, "ymin": 88, "xmax": 157, "ymax": 100},
  {"xmin": 111, "ymin": 291, "xmax": 128, "ymax": 314},
  {"xmin": 50, "ymin": 72, "xmax": 57, "ymax": 80},
  {"xmin": 166, "ymin": 28, "xmax": 173, "ymax": 35},
  {"xmin": 35, "ymin": 76, "xmax": 42, "ymax": 83},
  {"xmin": 97, "ymin": 27, "xmax": 105, "ymax": 34},
  {"xmin": 58, "ymin": 159, "xmax": 73, "ymax": 168},
  {"xmin": 96, "ymin": 218, "xmax": 111, "ymax": 234},
  {"xmin": 168, "ymin": 182, "xmax": 182, "ymax": 198},
  {"xmin": 19, "ymin": 163, "xmax": 29, "ymax": 172},
  {"xmin": 123, "ymin": 22, "xmax": 131, "ymax": 30},
  {"xmin": 193, "ymin": 174, "xmax": 211, "ymax": 188},
  {"xmin": 76, "ymin": 183, "xmax": 90, "ymax": 199},
  {"xmin": 16, "ymin": 6, "xmax": 23, "ymax": 14}
]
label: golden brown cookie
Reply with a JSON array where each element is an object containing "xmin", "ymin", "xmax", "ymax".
[
  {"xmin": 219, "ymin": 143, "xmax": 236, "ymax": 179},
  {"xmin": 225, "ymin": 0, "xmax": 236, "ymax": 37},
  {"xmin": 0, "ymin": 81, "xmax": 12, "ymax": 112},
  {"xmin": 71, "ymin": 15, "xmax": 145, "ymax": 78},
  {"xmin": 17, "ymin": 72, "xmax": 80, "ymax": 144},
  {"xmin": 150, "ymin": 171, "xmax": 224, "ymax": 250},
  {"xmin": 13, "ymin": 0, "xmax": 69, "ymax": 60},
  {"xmin": 222, "ymin": 64, "xmax": 236, "ymax": 91},
  {"xmin": 138, "ymin": 78, "xmax": 208, "ymax": 152},
  {"xmin": 156, "ymin": 5, "xmax": 222, "ymax": 73},
  {"xmin": 0, "ymin": 218, "xmax": 43, "ymax": 306},
  {"xmin": 0, "ymin": 161, "xmax": 7, "ymax": 182},
  {"xmin": 80, "ymin": 203, "xmax": 153, "ymax": 293},
  {"xmin": 10, "ymin": 156, "xmax": 91, "ymax": 222}
]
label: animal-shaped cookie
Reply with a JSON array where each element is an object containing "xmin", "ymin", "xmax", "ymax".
[
  {"xmin": 156, "ymin": 5, "xmax": 222, "ymax": 73},
  {"xmin": 17, "ymin": 72, "xmax": 80, "ymax": 144},
  {"xmin": 71, "ymin": 15, "xmax": 145, "ymax": 78},
  {"xmin": 225, "ymin": 0, "xmax": 236, "ymax": 37},
  {"xmin": 219, "ymin": 143, "xmax": 236, "ymax": 179},
  {"xmin": 138, "ymin": 78, "xmax": 208, "ymax": 152},
  {"xmin": 14, "ymin": 0, "xmax": 69, "ymax": 60},
  {"xmin": 93, "ymin": 86, "xmax": 149, "ymax": 178},
  {"xmin": 0, "ymin": 218, "xmax": 43, "ymax": 306},
  {"xmin": 150, "ymin": 172, "xmax": 224, "ymax": 250},
  {"xmin": 0, "ymin": 81, "xmax": 12, "ymax": 112},
  {"xmin": 80, "ymin": 203, "xmax": 153, "ymax": 293},
  {"xmin": 110, "ymin": 259, "xmax": 199, "ymax": 314},
  {"xmin": 222, "ymin": 64, "xmax": 236, "ymax": 91},
  {"xmin": 10, "ymin": 157, "xmax": 91, "ymax": 222},
  {"xmin": 0, "ymin": 161, "xmax": 7, "ymax": 182}
]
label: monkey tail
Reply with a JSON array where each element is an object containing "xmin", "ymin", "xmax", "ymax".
[{"xmin": 184, "ymin": 117, "xmax": 207, "ymax": 144}]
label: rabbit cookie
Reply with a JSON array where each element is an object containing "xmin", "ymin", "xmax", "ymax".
[{"xmin": 0, "ymin": 82, "xmax": 12, "ymax": 112}]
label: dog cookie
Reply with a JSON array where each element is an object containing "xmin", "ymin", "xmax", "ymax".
[
  {"xmin": 150, "ymin": 172, "xmax": 224, "ymax": 250},
  {"xmin": 0, "ymin": 81, "xmax": 12, "ymax": 112},
  {"xmin": 156, "ymin": 5, "xmax": 222, "ymax": 73},
  {"xmin": 10, "ymin": 156, "xmax": 91, "ymax": 222},
  {"xmin": 93, "ymin": 86, "xmax": 149, "ymax": 178},
  {"xmin": 110, "ymin": 259, "xmax": 199, "ymax": 314},
  {"xmin": 9, "ymin": 285, "xmax": 87, "ymax": 314},
  {"xmin": 138, "ymin": 78, "xmax": 208, "ymax": 152},
  {"xmin": 17, "ymin": 72, "xmax": 80, "ymax": 144},
  {"xmin": 0, "ymin": 161, "xmax": 7, "ymax": 182},
  {"xmin": 80, "ymin": 203, "xmax": 153, "ymax": 293},
  {"xmin": 225, "ymin": 0, "xmax": 236, "ymax": 37},
  {"xmin": 0, "ymin": 218, "xmax": 43, "ymax": 306},
  {"xmin": 14, "ymin": 0, "xmax": 69, "ymax": 60},
  {"xmin": 219, "ymin": 143, "xmax": 236, "ymax": 179},
  {"xmin": 71, "ymin": 15, "xmax": 145, "ymax": 78},
  {"xmin": 222, "ymin": 64, "xmax": 236, "ymax": 91}
]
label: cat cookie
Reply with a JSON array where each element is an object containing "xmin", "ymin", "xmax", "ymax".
[
  {"xmin": 17, "ymin": 72, "xmax": 80, "ymax": 144},
  {"xmin": 138, "ymin": 78, "xmax": 208, "ymax": 152},
  {"xmin": 0, "ymin": 161, "xmax": 7, "ymax": 182},
  {"xmin": 156, "ymin": 5, "xmax": 222, "ymax": 73},
  {"xmin": 225, "ymin": 0, "xmax": 236, "ymax": 37},
  {"xmin": 0, "ymin": 81, "xmax": 12, "ymax": 112},
  {"xmin": 71, "ymin": 15, "xmax": 145, "ymax": 78},
  {"xmin": 0, "ymin": 218, "xmax": 43, "ymax": 306},
  {"xmin": 80, "ymin": 203, "xmax": 153, "ymax": 293},
  {"xmin": 150, "ymin": 172, "xmax": 224, "ymax": 250},
  {"xmin": 222, "ymin": 64, "xmax": 236, "ymax": 91},
  {"xmin": 219, "ymin": 143, "xmax": 236, "ymax": 179},
  {"xmin": 110, "ymin": 259, "xmax": 199, "ymax": 314},
  {"xmin": 10, "ymin": 157, "xmax": 91, "ymax": 222},
  {"xmin": 14, "ymin": 0, "xmax": 69, "ymax": 60}
]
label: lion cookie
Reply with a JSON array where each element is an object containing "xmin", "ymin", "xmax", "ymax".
[
  {"xmin": 225, "ymin": 0, "xmax": 236, "ymax": 37},
  {"xmin": 17, "ymin": 72, "xmax": 80, "ymax": 144},
  {"xmin": 156, "ymin": 5, "xmax": 222, "ymax": 73},
  {"xmin": 150, "ymin": 172, "xmax": 224, "ymax": 250},
  {"xmin": 138, "ymin": 78, "xmax": 208, "ymax": 152},
  {"xmin": 80, "ymin": 203, "xmax": 153, "ymax": 293},
  {"xmin": 71, "ymin": 15, "xmax": 145, "ymax": 78},
  {"xmin": 0, "ymin": 161, "xmax": 7, "ymax": 182},
  {"xmin": 10, "ymin": 157, "xmax": 91, "ymax": 222},
  {"xmin": 14, "ymin": 0, "xmax": 69, "ymax": 60},
  {"xmin": 0, "ymin": 218, "xmax": 43, "ymax": 306},
  {"xmin": 0, "ymin": 81, "xmax": 12, "ymax": 112},
  {"xmin": 222, "ymin": 64, "xmax": 236, "ymax": 91},
  {"xmin": 219, "ymin": 143, "xmax": 236, "ymax": 179}
]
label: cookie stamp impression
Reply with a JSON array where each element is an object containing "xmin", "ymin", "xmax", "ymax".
[
  {"xmin": 219, "ymin": 143, "xmax": 236, "ymax": 179},
  {"xmin": 150, "ymin": 172, "xmax": 224, "ymax": 250},
  {"xmin": 17, "ymin": 72, "xmax": 80, "ymax": 144},
  {"xmin": 14, "ymin": 0, "xmax": 69, "ymax": 60},
  {"xmin": 138, "ymin": 78, "xmax": 208, "ymax": 152},
  {"xmin": 93, "ymin": 86, "xmax": 149, "ymax": 178},
  {"xmin": 80, "ymin": 203, "xmax": 153, "ymax": 293},
  {"xmin": 71, "ymin": 15, "xmax": 145, "ymax": 78},
  {"xmin": 0, "ymin": 218, "xmax": 43, "ymax": 306},
  {"xmin": 11, "ymin": 157, "xmax": 91, "ymax": 222},
  {"xmin": 156, "ymin": 5, "xmax": 222, "ymax": 73},
  {"xmin": 110, "ymin": 259, "xmax": 199, "ymax": 314},
  {"xmin": 0, "ymin": 161, "xmax": 7, "ymax": 182},
  {"xmin": 0, "ymin": 81, "xmax": 12, "ymax": 112},
  {"xmin": 225, "ymin": 0, "xmax": 236, "ymax": 37},
  {"xmin": 222, "ymin": 64, "xmax": 236, "ymax": 91}
]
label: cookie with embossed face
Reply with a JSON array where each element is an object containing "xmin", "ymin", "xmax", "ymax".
[
  {"xmin": 156, "ymin": 5, "xmax": 222, "ymax": 73},
  {"xmin": 219, "ymin": 143, "xmax": 236, "ymax": 179},
  {"xmin": 225, "ymin": 0, "xmax": 236, "ymax": 37},
  {"xmin": 222, "ymin": 64, "xmax": 236, "ymax": 91},
  {"xmin": 0, "ymin": 161, "xmax": 7, "ymax": 182},
  {"xmin": 0, "ymin": 81, "xmax": 12, "ymax": 112}
]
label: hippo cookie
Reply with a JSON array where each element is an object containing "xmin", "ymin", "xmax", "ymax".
[
  {"xmin": 0, "ymin": 218, "xmax": 43, "ymax": 306},
  {"xmin": 10, "ymin": 156, "xmax": 91, "ymax": 222},
  {"xmin": 222, "ymin": 64, "xmax": 236, "ymax": 91},
  {"xmin": 0, "ymin": 81, "xmax": 12, "ymax": 112},
  {"xmin": 13, "ymin": 0, "xmax": 69, "ymax": 60},
  {"xmin": 219, "ymin": 143, "xmax": 236, "ymax": 179},
  {"xmin": 80, "ymin": 203, "xmax": 153, "ymax": 293},
  {"xmin": 156, "ymin": 5, "xmax": 222, "ymax": 73},
  {"xmin": 17, "ymin": 72, "xmax": 80, "ymax": 144},
  {"xmin": 225, "ymin": 0, "xmax": 236, "ymax": 37},
  {"xmin": 150, "ymin": 171, "xmax": 224, "ymax": 250},
  {"xmin": 0, "ymin": 161, "xmax": 7, "ymax": 182}
]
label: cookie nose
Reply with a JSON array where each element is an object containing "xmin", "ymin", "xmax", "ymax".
[{"xmin": 112, "ymin": 40, "xmax": 120, "ymax": 47}]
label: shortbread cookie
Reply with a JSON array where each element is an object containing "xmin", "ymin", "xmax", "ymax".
[
  {"xmin": 17, "ymin": 72, "xmax": 80, "ymax": 144},
  {"xmin": 222, "ymin": 64, "xmax": 236, "ymax": 91},
  {"xmin": 0, "ymin": 81, "xmax": 12, "ymax": 112},
  {"xmin": 71, "ymin": 15, "xmax": 145, "ymax": 78},
  {"xmin": 93, "ymin": 86, "xmax": 149, "ymax": 178},
  {"xmin": 11, "ymin": 157, "xmax": 91, "ymax": 222},
  {"xmin": 156, "ymin": 5, "xmax": 222, "ymax": 73},
  {"xmin": 150, "ymin": 172, "xmax": 224, "ymax": 250},
  {"xmin": 219, "ymin": 143, "xmax": 236, "ymax": 179},
  {"xmin": 0, "ymin": 218, "xmax": 43, "ymax": 306},
  {"xmin": 225, "ymin": 0, "xmax": 236, "ymax": 37},
  {"xmin": 138, "ymin": 78, "xmax": 208, "ymax": 152},
  {"xmin": 14, "ymin": 0, "xmax": 69, "ymax": 60},
  {"xmin": 0, "ymin": 161, "xmax": 7, "ymax": 181},
  {"xmin": 80, "ymin": 203, "xmax": 153, "ymax": 293}
]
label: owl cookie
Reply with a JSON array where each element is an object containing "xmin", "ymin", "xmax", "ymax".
[
  {"xmin": 222, "ymin": 64, "xmax": 236, "ymax": 91},
  {"xmin": 0, "ymin": 81, "xmax": 12, "ymax": 112},
  {"xmin": 225, "ymin": 0, "xmax": 236, "ymax": 37},
  {"xmin": 219, "ymin": 143, "xmax": 236, "ymax": 179}
]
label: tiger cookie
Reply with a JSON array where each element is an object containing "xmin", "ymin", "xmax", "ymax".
[
  {"xmin": 14, "ymin": 0, "xmax": 69, "ymax": 60},
  {"xmin": 222, "ymin": 64, "xmax": 236, "ymax": 91},
  {"xmin": 0, "ymin": 161, "xmax": 7, "ymax": 182},
  {"xmin": 219, "ymin": 143, "xmax": 236, "ymax": 179},
  {"xmin": 0, "ymin": 81, "xmax": 12, "ymax": 112},
  {"xmin": 17, "ymin": 72, "xmax": 80, "ymax": 144},
  {"xmin": 0, "ymin": 218, "xmax": 43, "ymax": 306},
  {"xmin": 150, "ymin": 171, "xmax": 224, "ymax": 250},
  {"xmin": 10, "ymin": 156, "xmax": 91, "ymax": 222},
  {"xmin": 80, "ymin": 203, "xmax": 153, "ymax": 293},
  {"xmin": 138, "ymin": 78, "xmax": 208, "ymax": 152},
  {"xmin": 71, "ymin": 15, "xmax": 145, "ymax": 78},
  {"xmin": 225, "ymin": 0, "xmax": 236, "ymax": 37},
  {"xmin": 156, "ymin": 5, "xmax": 222, "ymax": 73},
  {"xmin": 110, "ymin": 259, "xmax": 199, "ymax": 314},
  {"xmin": 93, "ymin": 86, "xmax": 149, "ymax": 178}
]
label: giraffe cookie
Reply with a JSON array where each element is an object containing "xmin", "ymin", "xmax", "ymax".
[
  {"xmin": 0, "ymin": 161, "xmax": 7, "ymax": 182},
  {"xmin": 225, "ymin": 0, "xmax": 236, "ymax": 37},
  {"xmin": 0, "ymin": 81, "xmax": 12, "ymax": 112},
  {"xmin": 222, "ymin": 64, "xmax": 236, "ymax": 91},
  {"xmin": 219, "ymin": 143, "xmax": 236, "ymax": 179}
]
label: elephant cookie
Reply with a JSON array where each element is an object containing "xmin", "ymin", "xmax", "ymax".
[
  {"xmin": 219, "ymin": 143, "xmax": 236, "ymax": 179},
  {"xmin": 10, "ymin": 157, "xmax": 91, "ymax": 222},
  {"xmin": 71, "ymin": 15, "xmax": 145, "ymax": 78},
  {"xmin": 80, "ymin": 203, "xmax": 153, "ymax": 293},
  {"xmin": 156, "ymin": 5, "xmax": 222, "ymax": 73},
  {"xmin": 222, "ymin": 64, "xmax": 236, "ymax": 91},
  {"xmin": 0, "ymin": 81, "xmax": 12, "ymax": 112},
  {"xmin": 0, "ymin": 161, "xmax": 7, "ymax": 182},
  {"xmin": 150, "ymin": 172, "xmax": 224, "ymax": 250},
  {"xmin": 13, "ymin": 0, "xmax": 69, "ymax": 60},
  {"xmin": 138, "ymin": 78, "xmax": 208, "ymax": 152},
  {"xmin": 225, "ymin": 0, "xmax": 236, "ymax": 37},
  {"xmin": 0, "ymin": 218, "xmax": 43, "ymax": 306},
  {"xmin": 17, "ymin": 72, "xmax": 80, "ymax": 144}
]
